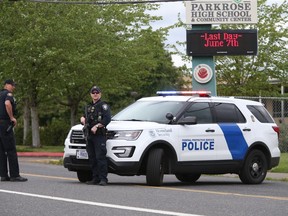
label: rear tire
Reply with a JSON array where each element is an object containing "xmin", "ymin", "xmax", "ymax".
[
  {"xmin": 77, "ymin": 170, "xmax": 92, "ymax": 183},
  {"xmin": 146, "ymin": 148, "xmax": 164, "ymax": 186},
  {"xmin": 175, "ymin": 173, "xmax": 201, "ymax": 183},
  {"xmin": 239, "ymin": 150, "xmax": 267, "ymax": 184}
]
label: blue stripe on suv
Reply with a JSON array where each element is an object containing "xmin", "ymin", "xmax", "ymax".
[{"xmin": 218, "ymin": 123, "xmax": 248, "ymax": 160}]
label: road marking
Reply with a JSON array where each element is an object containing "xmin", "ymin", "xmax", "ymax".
[
  {"xmin": 0, "ymin": 189, "xmax": 203, "ymax": 216},
  {"xmin": 140, "ymin": 186, "xmax": 288, "ymax": 201},
  {"xmin": 22, "ymin": 173, "xmax": 77, "ymax": 181}
]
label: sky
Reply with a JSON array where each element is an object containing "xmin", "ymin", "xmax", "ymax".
[{"xmin": 149, "ymin": 0, "xmax": 283, "ymax": 67}]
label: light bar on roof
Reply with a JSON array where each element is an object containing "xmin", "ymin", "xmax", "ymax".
[{"xmin": 156, "ymin": 91, "xmax": 211, "ymax": 96}]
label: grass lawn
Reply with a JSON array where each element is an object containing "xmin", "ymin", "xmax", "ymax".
[
  {"xmin": 16, "ymin": 145, "xmax": 64, "ymax": 153},
  {"xmin": 271, "ymin": 153, "xmax": 288, "ymax": 173}
]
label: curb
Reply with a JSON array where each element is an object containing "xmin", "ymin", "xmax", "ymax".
[{"xmin": 17, "ymin": 152, "xmax": 63, "ymax": 157}]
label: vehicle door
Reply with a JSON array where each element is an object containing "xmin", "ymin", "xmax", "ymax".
[
  {"xmin": 177, "ymin": 101, "xmax": 226, "ymax": 162},
  {"xmin": 212, "ymin": 102, "xmax": 248, "ymax": 160}
]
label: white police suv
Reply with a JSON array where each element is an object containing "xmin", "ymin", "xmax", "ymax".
[{"xmin": 63, "ymin": 91, "xmax": 280, "ymax": 186}]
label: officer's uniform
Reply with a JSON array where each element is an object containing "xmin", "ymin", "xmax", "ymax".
[
  {"xmin": 0, "ymin": 88, "xmax": 20, "ymax": 179},
  {"xmin": 85, "ymin": 99, "xmax": 111, "ymax": 184}
]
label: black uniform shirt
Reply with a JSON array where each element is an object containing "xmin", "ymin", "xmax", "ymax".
[
  {"xmin": 0, "ymin": 89, "xmax": 16, "ymax": 120},
  {"xmin": 84, "ymin": 99, "xmax": 111, "ymax": 128}
]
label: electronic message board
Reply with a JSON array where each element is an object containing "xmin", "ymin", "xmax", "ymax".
[{"xmin": 186, "ymin": 29, "xmax": 258, "ymax": 56}]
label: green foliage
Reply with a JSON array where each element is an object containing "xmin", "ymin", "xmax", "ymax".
[
  {"xmin": 279, "ymin": 123, "xmax": 288, "ymax": 153},
  {"xmin": 271, "ymin": 153, "xmax": 288, "ymax": 173},
  {"xmin": 40, "ymin": 118, "xmax": 70, "ymax": 146},
  {"xmin": 15, "ymin": 118, "xmax": 70, "ymax": 146},
  {"xmin": 16, "ymin": 145, "xmax": 64, "ymax": 152},
  {"xmin": 0, "ymin": 1, "xmax": 185, "ymax": 145},
  {"xmin": 14, "ymin": 127, "xmax": 27, "ymax": 146},
  {"xmin": 215, "ymin": 0, "xmax": 288, "ymax": 96}
]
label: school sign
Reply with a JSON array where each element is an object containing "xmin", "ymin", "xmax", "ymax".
[{"xmin": 186, "ymin": 0, "xmax": 258, "ymax": 24}]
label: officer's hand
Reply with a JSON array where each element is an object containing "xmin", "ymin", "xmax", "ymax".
[
  {"xmin": 11, "ymin": 117, "xmax": 17, "ymax": 127},
  {"xmin": 91, "ymin": 125, "xmax": 98, "ymax": 134},
  {"xmin": 80, "ymin": 117, "xmax": 86, "ymax": 125}
]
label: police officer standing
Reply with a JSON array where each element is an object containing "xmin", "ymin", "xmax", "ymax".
[
  {"xmin": 0, "ymin": 79, "xmax": 27, "ymax": 182},
  {"xmin": 80, "ymin": 86, "xmax": 111, "ymax": 186}
]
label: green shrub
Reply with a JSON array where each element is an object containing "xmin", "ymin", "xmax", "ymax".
[
  {"xmin": 40, "ymin": 119, "xmax": 70, "ymax": 146},
  {"xmin": 279, "ymin": 123, "xmax": 288, "ymax": 153},
  {"xmin": 14, "ymin": 119, "xmax": 70, "ymax": 146}
]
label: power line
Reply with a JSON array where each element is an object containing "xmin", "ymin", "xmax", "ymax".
[{"xmin": 25, "ymin": 0, "xmax": 194, "ymax": 5}]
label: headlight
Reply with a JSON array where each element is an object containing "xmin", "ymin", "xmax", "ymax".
[{"xmin": 109, "ymin": 130, "xmax": 142, "ymax": 141}]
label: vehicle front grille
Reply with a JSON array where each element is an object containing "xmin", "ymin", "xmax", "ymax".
[
  {"xmin": 69, "ymin": 145, "xmax": 86, "ymax": 149},
  {"xmin": 70, "ymin": 130, "xmax": 85, "ymax": 144}
]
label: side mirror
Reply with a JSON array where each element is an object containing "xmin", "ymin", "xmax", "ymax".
[
  {"xmin": 178, "ymin": 116, "xmax": 197, "ymax": 125},
  {"xmin": 166, "ymin": 113, "xmax": 174, "ymax": 121}
]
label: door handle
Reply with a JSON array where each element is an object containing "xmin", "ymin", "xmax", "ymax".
[
  {"xmin": 205, "ymin": 129, "xmax": 215, "ymax": 132},
  {"xmin": 243, "ymin": 128, "xmax": 251, "ymax": 131}
]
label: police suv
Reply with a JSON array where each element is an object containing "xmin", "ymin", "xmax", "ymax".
[{"xmin": 63, "ymin": 91, "xmax": 280, "ymax": 186}]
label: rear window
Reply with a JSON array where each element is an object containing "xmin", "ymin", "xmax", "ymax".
[
  {"xmin": 213, "ymin": 103, "xmax": 246, "ymax": 123},
  {"xmin": 247, "ymin": 105, "xmax": 274, "ymax": 123}
]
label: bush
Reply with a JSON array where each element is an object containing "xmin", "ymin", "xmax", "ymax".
[
  {"xmin": 40, "ymin": 119, "xmax": 70, "ymax": 146},
  {"xmin": 14, "ymin": 119, "xmax": 70, "ymax": 146},
  {"xmin": 279, "ymin": 123, "xmax": 288, "ymax": 153}
]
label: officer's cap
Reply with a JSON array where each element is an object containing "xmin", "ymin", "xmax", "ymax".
[
  {"xmin": 4, "ymin": 79, "xmax": 16, "ymax": 86},
  {"xmin": 90, "ymin": 86, "xmax": 101, "ymax": 94}
]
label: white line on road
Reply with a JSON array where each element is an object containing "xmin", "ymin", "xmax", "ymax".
[{"xmin": 0, "ymin": 189, "xmax": 203, "ymax": 216}]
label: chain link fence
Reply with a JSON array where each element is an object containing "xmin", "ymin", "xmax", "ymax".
[{"xmin": 235, "ymin": 96, "xmax": 288, "ymax": 153}]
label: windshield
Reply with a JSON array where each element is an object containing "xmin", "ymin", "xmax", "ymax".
[{"xmin": 112, "ymin": 100, "xmax": 186, "ymax": 123}]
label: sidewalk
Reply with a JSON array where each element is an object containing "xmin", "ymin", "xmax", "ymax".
[{"xmin": 17, "ymin": 152, "xmax": 288, "ymax": 181}]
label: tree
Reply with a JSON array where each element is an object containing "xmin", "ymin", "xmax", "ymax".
[
  {"xmin": 0, "ymin": 1, "xmax": 185, "ymax": 146},
  {"xmin": 216, "ymin": 0, "xmax": 288, "ymax": 96}
]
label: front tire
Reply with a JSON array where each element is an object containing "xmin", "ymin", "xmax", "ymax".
[
  {"xmin": 146, "ymin": 148, "xmax": 164, "ymax": 186},
  {"xmin": 77, "ymin": 170, "xmax": 92, "ymax": 183},
  {"xmin": 175, "ymin": 173, "xmax": 201, "ymax": 183},
  {"xmin": 239, "ymin": 150, "xmax": 267, "ymax": 184}
]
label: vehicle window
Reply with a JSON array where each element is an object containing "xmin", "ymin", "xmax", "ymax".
[
  {"xmin": 112, "ymin": 101, "xmax": 186, "ymax": 123},
  {"xmin": 213, "ymin": 103, "xmax": 246, "ymax": 123},
  {"xmin": 183, "ymin": 102, "xmax": 213, "ymax": 123},
  {"xmin": 247, "ymin": 105, "xmax": 274, "ymax": 123}
]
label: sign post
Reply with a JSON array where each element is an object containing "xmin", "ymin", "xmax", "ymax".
[{"xmin": 191, "ymin": 25, "xmax": 216, "ymax": 96}]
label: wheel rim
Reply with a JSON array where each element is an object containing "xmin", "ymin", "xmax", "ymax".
[{"xmin": 250, "ymin": 157, "xmax": 263, "ymax": 178}]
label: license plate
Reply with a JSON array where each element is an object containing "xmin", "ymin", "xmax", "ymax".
[{"xmin": 76, "ymin": 149, "xmax": 88, "ymax": 159}]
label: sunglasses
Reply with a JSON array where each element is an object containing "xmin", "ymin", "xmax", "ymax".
[{"xmin": 91, "ymin": 91, "xmax": 100, "ymax": 95}]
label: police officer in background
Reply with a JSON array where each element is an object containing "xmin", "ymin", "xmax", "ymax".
[
  {"xmin": 0, "ymin": 79, "xmax": 27, "ymax": 182},
  {"xmin": 80, "ymin": 86, "xmax": 111, "ymax": 186}
]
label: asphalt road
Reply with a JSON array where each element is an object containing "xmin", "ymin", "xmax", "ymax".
[{"xmin": 0, "ymin": 158, "xmax": 287, "ymax": 216}]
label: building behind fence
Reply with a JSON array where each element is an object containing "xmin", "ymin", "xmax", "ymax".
[{"xmin": 235, "ymin": 96, "xmax": 288, "ymax": 153}]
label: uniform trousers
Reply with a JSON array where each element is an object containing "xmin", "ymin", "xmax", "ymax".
[
  {"xmin": 0, "ymin": 120, "xmax": 20, "ymax": 178},
  {"xmin": 86, "ymin": 134, "xmax": 108, "ymax": 182}
]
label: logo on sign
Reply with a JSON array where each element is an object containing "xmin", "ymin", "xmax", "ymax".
[{"xmin": 193, "ymin": 64, "xmax": 213, "ymax": 84}]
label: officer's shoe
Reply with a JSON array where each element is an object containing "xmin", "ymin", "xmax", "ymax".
[
  {"xmin": 86, "ymin": 179, "xmax": 100, "ymax": 185},
  {"xmin": 1, "ymin": 176, "xmax": 10, "ymax": 182},
  {"xmin": 10, "ymin": 176, "xmax": 28, "ymax": 182},
  {"xmin": 99, "ymin": 180, "xmax": 107, "ymax": 186}
]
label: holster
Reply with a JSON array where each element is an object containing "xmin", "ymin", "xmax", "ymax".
[{"xmin": 82, "ymin": 124, "xmax": 90, "ymax": 141}]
